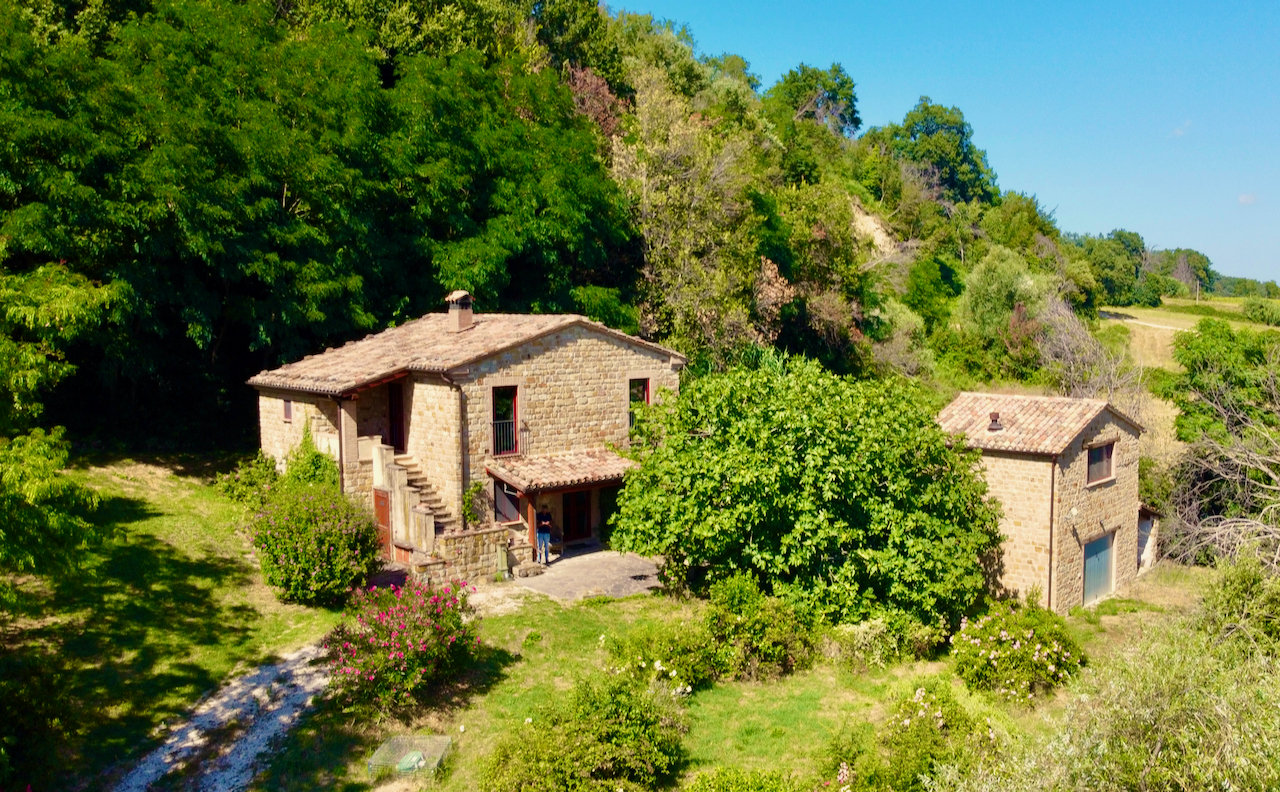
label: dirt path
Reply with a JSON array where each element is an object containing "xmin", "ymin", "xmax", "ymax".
[
  {"xmin": 1098, "ymin": 311, "xmax": 1184, "ymax": 332},
  {"xmin": 113, "ymin": 644, "xmax": 330, "ymax": 792},
  {"xmin": 111, "ymin": 554, "xmax": 655, "ymax": 790}
]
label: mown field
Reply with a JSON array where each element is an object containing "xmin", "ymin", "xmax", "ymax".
[{"xmin": 1099, "ymin": 296, "xmax": 1279, "ymax": 465}]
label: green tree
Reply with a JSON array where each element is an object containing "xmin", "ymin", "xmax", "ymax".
[
  {"xmin": 1158, "ymin": 320, "xmax": 1280, "ymax": 563},
  {"xmin": 903, "ymin": 255, "xmax": 962, "ymax": 333},
  {"xmin": 612, "ymin": 358, "xmax": 1002, "ymax": 626},
  {"xmin": 0, "ymin": 266, "xmax": 111, "ymax": 608},
  {"xmin": 874, "ymin": 97, "xmax": 999, "ymax": 205},
  {"xmin": 1077, "ymin": 235, "xmax": 1138, "ymax": 306},
  {"xmin": 763, "ymin": 62, "xmax": 860, "ymax": 137},
  {"xmin": 611, "ymin": 65, "xmax": 761, "ymax": 352},
  {"xmin": 290, "ymin": 0, "xmax": 535, "ymax": 72},
  {"xmin": 533, "ymin": 0, "xmax": 626, "ymax": 92},
  {"xmin": 771, "ymin": 181, "xmax": 881, "ymax": 373}
]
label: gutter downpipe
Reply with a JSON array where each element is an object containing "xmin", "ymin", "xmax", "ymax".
[{"xmin": 1047, "ymin": 455, "xmax": 1056, "ymax": 612}]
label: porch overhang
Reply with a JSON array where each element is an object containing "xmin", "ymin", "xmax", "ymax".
[{"xmin": 486, "ymin": 449, "xmax": 636, "ymax": 495}]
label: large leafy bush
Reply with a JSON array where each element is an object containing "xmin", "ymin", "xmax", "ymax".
[
  {"xmin": 251, "ymin": 484, "xmax": 381, "ymax": 605},
  {"xmin": 950, "ymin": 599, "xmax": 1084, "ymax": 701},
  {"xmin": 216, "ymin": 450, "xmax": 280, "ymax": 508},
  {"xmin": 325, "ymin": 580, "xmax": 478, "ymax": 714},
  {"xmin": 481, "ymin": 675, "xmax": 686, "ymax": 792},
  {"xmin": 1243, "ymin": 297, "xmax": 1280, "ymax": 327},
  {"xmin": 705, "ymin": 574, "xmax": 816, "ymax": 679},
  {"xmin": 612, "ymin": 358, "xmax": 1002, "ymax": 627}
]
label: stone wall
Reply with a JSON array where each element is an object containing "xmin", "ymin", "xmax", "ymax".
[
  {"xmin": 256, "ymin": 389, "xmax": 340, "ymax": 467},
  {"xmin": 409, "ymin": 526, "xmax": 509, "ymax": 587},
  {"xmin": 981, "ymin": 451, "xmax": 1054, "ymax": 605},
  {"xmin": 1051, "ymin": 411, "xmax": 1142, "ymax": 611},
  {"xmin": 405, "ymin": 376, "xmax": 464, "ymax": 518},
  {"xmin": 355, "ymin": 385, "xmax": 391, "ymax": 445},
  {"xmin": 456, "ymin": 325, "xmax": 680, "ymax": 519}
]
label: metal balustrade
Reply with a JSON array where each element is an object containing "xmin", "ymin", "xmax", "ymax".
[{"xmin": 493, "ymin": 419, "xmax": 518, "ymax": 456}]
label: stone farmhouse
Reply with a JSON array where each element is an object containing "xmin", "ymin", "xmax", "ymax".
[
  {"xmin": 938, "ymin": 392, "xmax": 1155, "ymax": 614},
  {"xmin": 248, "ymin": 291, "xmax": 685, "ymax": 583}
]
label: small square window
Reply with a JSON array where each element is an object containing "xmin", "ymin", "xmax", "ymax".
[
  {"xmin": 282, "ymin": 399, "xmax": 293, "ymax": 423},
  {"xmin": 1087, "ymin": 442, "xmax": 1114, "ymax": 484}
]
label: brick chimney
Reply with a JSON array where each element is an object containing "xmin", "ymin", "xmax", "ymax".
[
  {"xmin": 446, "ymin": 290, "xmax": 474, "ymax": 332},
  {"xmin": 988, "ymin": 411, "xmax": 1004, "ymax": 432}
]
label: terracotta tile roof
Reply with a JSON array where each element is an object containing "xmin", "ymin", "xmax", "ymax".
[
  {"xmin": 937, "ymin": 392, "xmax": 1142, "ymax": 456},
  {"xmin": 486, "ymin": 449, "xmax": 635, "ymax": 494},
  {"xmin": 248, "ymin": 312, "xmax": 684, "ymax": 396}
]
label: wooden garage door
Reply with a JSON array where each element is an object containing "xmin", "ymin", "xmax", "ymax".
[{"xmin": 1083, "ymin": 532, "xmax": 1114, "ymax": 605}]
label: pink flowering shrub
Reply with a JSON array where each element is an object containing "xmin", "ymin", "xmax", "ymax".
[
  {"xmin": 324, "ymin": 579, "xmax": 479, "ymax": 714},
  {"xmin": 251, "ymin": 484, "xmax": 381, "ymax": 606},
  {"xmin": 825, "ymin": 680, "xmax": 979, "ymax": 792},
  {"xmin": 950, "ymin": 600, "xmax": 1084, "ymax": 701}
]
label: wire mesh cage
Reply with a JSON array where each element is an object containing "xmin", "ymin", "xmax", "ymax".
[{"xmin": 367, "ymin": 735, "xmax": 452, "ymax": 780}]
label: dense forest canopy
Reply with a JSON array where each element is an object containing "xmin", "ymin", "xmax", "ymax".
[{"xmin": 5, "ymin": 0, "xmax": 1267, "ymax": 444}]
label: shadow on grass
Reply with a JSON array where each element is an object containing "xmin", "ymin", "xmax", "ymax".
[
  {"xmin": 8, "ymin": 493, "xmax": 261, "ymax": 788},
  {"xmin": 254, "ymin": 644, "xmax": 518, "ymax": 791},
  {"xmin": 66, "ymin": 448, "xmax": 249, "ymax": 480}
]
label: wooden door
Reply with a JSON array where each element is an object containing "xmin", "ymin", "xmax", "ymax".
[
  {"xmin": 374, "ymin": 488, "xmax": 392, "ymax": 559},
  {"xmin": 562, "ymin": 491, "xmax": 591, "ymax": 542},
  {"xmin": 387, "ymin": 382, "xmax": 405, "ymax": 453},
  {"xmin": 1083, "ymin": 533, "xmax": 1113, "ymax": 605}
]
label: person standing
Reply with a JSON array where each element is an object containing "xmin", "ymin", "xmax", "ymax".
[{"xmin": 535, "ymin": 503, "xmax": 553, "ymax": 564}]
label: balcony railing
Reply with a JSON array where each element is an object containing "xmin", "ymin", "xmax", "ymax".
[{"xmin": 493, "ymin": 419, "xmax": 518, "ymax": 456}]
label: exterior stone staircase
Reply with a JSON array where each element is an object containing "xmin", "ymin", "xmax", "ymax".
[{"xmin": 394, "ymin": 453, "xmax": 460, "ymax": 534}]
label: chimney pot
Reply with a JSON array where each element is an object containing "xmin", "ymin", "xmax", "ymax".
[
  {"xmin": 446, "ymin": 290, "xmax": 474, "ymax": 332},
  {"xmin": 988, "ymin": 411, "xmax": 1004, "ymax": 432}
]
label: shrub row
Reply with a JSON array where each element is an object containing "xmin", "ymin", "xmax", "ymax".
[{"xmin": 604, "ymin": 574, "xmax": 817, "ymax": 693}]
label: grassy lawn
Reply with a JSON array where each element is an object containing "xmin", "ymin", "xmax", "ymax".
[
  {"xmin": 5, "ymin": 456, "xmax": 341, "ymax": 789},
  {"xmin": 253, "ymin": 562, "xmax": 1208, "ymax": 791}
]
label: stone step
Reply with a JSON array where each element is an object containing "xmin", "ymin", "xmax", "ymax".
[
  {"xmin": 512, "ymin": 562, "xmax": 545, "ymax": 578},
  {"xmin": 391, "ymin": 453, "xmax": 460, "ymax": 531}
]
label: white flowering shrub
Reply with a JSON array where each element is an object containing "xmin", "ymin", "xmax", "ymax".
[
  {"xmin": 826, "ymin": 680, "xmax": 981, "ymax": 792},
  {"xmin": 603, "ymin": 620, "xmax": 725, "ymax": 693},
  {"xmin": 950, "ymin": 600, "xmax": 1084, "ymax": 701}
]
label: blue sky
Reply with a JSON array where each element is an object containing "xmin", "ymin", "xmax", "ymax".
[{"xmin": 614, "ymin": 1, "xmax": 1279, "ymax": 282}]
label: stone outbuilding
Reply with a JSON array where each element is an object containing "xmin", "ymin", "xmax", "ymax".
[
  {"xmin": 937, "ymin": 392, "xmax": 1149, "ymax": 613},
  {"xmin": 248, "ymin": 291, "xmax": 685, "ymax": 582}
]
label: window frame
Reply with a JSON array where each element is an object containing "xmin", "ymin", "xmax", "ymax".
[
  {"xmin": 628, "ymin": 377, "xmax": 650, "ymax": 428},
  {"xmin": 282, "ymin": 398, "xmax": 293, "ymax": 423},
  {"xmin": 1086, "ymin": 441, "xmax": 1115, "ymax": 485},
  {"xmin": 492, "ymin": 385, "xmax": 519, "ymax": 456}
]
